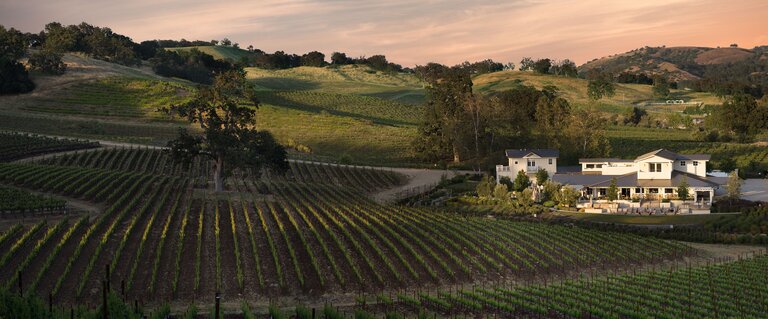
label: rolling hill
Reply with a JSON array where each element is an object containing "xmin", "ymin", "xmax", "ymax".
[
  {"xmin": 472, "ymin": 70, "xmax": 721, "ymax": 112},
  {"xmin": 579, "ymin": 45, "xmax": 766, "ymax": 82}
]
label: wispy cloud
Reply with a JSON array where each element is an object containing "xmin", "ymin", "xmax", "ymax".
[{"xmin": 1, "ymin": 0, "xmax": 766, "ymax": 66}]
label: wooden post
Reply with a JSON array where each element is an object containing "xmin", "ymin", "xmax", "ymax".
[
  {"xmin": 215, "ymin": 292, "xmax": 220, "ymax": 319},
  {"xmin": 105, "ymin": 264, "xmax": 110, "ymax": 292},
  {"xmin": 102, "ymin": 280, "xmax": 109, "ymax": 319}
]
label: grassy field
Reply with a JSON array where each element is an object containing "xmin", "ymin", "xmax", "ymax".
[
  {"xmin": 552, "ymin": 211, "xmax": 734, "ymax": 225},
  {"xmin": 166, "ymin": 46, "xmax": 254, "ymax": 62}
]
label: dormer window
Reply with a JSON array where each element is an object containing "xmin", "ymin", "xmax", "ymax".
[
  {"xmin": 680, "ymin": 161, "xmax": 686, "ymax": 166},
  {"xmin": 527, "ymin": 160, "xmax": 536, "ymax": 167},
  {"xmin": 649, "ymin": 163, "xmax": 662, "ymax": 172},
  {"xmin": 693, "ymin": 161, "xmax": 698, "ymax": 166}
]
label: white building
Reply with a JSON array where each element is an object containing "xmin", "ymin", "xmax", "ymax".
[
  {"xmin": 497, "ymin": 148, "xmax": 729, "ymax": 213},
  {"xmin": 554, "ymin": 149, "xmax": 725, "ymax": 207},
  {"xmin": 496, "ymin": 149, "xmax": 559, "ymax": 184}
]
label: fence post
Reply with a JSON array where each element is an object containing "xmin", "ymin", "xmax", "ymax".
[
  {"xmin": 102, "ymin": 280, "xmax": 109, "ymax": 319},
  {"xmin": 215, "ymin": 292, "xmax": 221, "ymax": 319},
  {"xmin": 17, "ymin": 271, "xmax": 22, "ymax": 296}
]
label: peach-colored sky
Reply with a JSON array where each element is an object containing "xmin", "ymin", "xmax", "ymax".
[{"xmin": 2, "ymin": 0, "xmax": 766, "ymax": 66}]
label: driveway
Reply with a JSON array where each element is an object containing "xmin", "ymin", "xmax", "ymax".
[{"xmin": 742, "ymin": 179, "xmax": 768, "ymax": 202}]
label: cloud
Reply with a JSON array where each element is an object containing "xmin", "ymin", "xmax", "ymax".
[{"xmin": 1, "ymin": 0, "xmax": 766, "ymax": 66}]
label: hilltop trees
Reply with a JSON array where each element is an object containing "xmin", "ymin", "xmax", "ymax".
[
  {"xmin": 150, "ymin": 49, "xmax": 238, "ymax": 84},
  {"xmin": 710, "ymin": 92, "xmax": 768, "ymax": 140},
  {"xmin": 28, "ymin": 50, "xmax": 67, "ymax": 75},
  {"xmin": 0, "ymin": 25, "xmax": 34, "ymax": 94},
  {"xmin": 413, "ymin": 64, "xmax": 474, "ymax": 163},
  {"xmin": 586, "ymin": 70, "xmax": 616, "ymax": 101},
  {"xmin": 300, "ymin": 51, "xmax": 326, "ymax": 67},
  {"xmin": 161, "ymin": 70, "xmax": 288, "ymax": 192},
  {"xmin": 652, "ymin": 76, "xmax": 671, "ymax": 98}
]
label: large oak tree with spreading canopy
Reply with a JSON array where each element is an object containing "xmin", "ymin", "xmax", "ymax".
[{"xmin": 161, "ymin": 70, "xmax": 288, "ymax": 192}]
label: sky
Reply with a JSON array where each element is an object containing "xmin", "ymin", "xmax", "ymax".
[{"xmin": 1, "ymin": 0, "xmax": 767, "ymax": 67}]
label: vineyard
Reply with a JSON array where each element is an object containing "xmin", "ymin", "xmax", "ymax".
[
  {"xmin": 0, "ymin": 159, "xmax": 694, "ymax": 305},
  {"xmin": 0, "ymin": 186, "xmax": 66, "ymax": 213},
  {"xmin": 365, "ymin": 252, "xmax": 768, "ymax": 318},
  {"xmin": 256, "ymin": 90, "xmax": 421, "ymax": 125},
  {"xmin": 36, "ymin": 148, "xmax": 407, "ymax": 192},
  {"xmin": 0, "ymin": 132, "xmax": 98, "ymax": 162},
  {"xmin": 20, "ymin": 78, "xmax": 191, "ymax": 119}
]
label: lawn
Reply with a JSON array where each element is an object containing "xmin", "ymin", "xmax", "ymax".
[{"xmin": 552, "ymin": 210, "xmax": 737, "ymax": 225}]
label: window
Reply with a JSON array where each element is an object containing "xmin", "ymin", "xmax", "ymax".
[
  {"xmin": 586, "ymin": 164, "xmax": 595, "ymax": 169},
  {"xmin": 635, "ymin": 188, "xmax": 642, "ymax": 193},
  {"xmin": 527, "ymin": 160, "xmax": 535, "ymax": 167},
  {"xmin": 548, "ymin": 158, "xmax": 552, "ymax": 165},
  {"xmin": 649, "ymin": 163, "xmax": 662, "ymax": 172},
  {"xmin": 514, "ymin": 161, "xmax": 518, "ymax": 165},
  {"xmin": 649, "ymin": 188, "xmax": 659, "ymax": 194},
  {"xmin": 596, "ymin": 164, "xmax": 604, "ymax": 168},
  {"xmin": 665, "ymin": 188, "xmax": 674, "ymax": 194},
  {"xmin": 598, "ymin": 189, "xmax": 606, "ymax": 196},
  {"xmin": 693, "ymin": 161, "xmax": 698, "ymax": 166},
  {"xmin": 680, "ymin": 161, "xmax": 686, "ymax": 166}
]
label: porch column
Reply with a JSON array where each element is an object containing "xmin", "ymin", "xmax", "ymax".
[{"xmin": 709, "ymin": 189, "xmax": 713, "ymax": 205}]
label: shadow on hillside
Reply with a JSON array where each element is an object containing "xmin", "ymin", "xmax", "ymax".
[
  {"xmin": 256, "ymin": 91, "xmax": 415, "ymax": 127},
  {"xmin": 249, "ymin": 77, "xmax": 320, "ymax": 91}
]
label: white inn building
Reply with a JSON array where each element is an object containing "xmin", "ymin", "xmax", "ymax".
[{"xmin": 497, "ymin": 148, "xmax": 728, "ymax": 213}]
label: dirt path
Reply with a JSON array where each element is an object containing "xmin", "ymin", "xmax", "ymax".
[{"xmin": 370, "ymin": 168, "xmax": 472, "ymax": 203}]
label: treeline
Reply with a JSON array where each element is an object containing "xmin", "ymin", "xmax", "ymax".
[
  {"xmin": 412, "ymin": 63, "xmax": 610, "ymax": 167},
  {"xmin": 0, "ymin": 26, "xmax": 35, "ymax": 94},
  {"xmin": 519, "ymin": 57, "xmax": 578, "ymax": 77}
]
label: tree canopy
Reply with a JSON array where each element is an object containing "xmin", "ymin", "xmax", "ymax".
[
  {"xmin": 0, "ymin": 25, "xmax": 34, "ymax": 94},
  {"xmin": 161, "ymin": 70, "xmax": 288, "ymax": 192}
]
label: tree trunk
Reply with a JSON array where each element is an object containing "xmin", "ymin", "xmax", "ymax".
[
  {"xmin": 213, "ymin": 156, "xmax": 225, "ymax": 192},
  {"xmin": 452, "ymin": 143, "xmax": 461, "ymax": 163}
]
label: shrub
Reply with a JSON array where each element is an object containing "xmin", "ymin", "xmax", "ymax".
[{"xmin": 28, "ymin": 50, "xmax": 67, "ymax": 75}]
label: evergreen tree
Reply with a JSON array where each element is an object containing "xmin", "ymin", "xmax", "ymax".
[
  {"xmin": 607, "ymin": 177, "xmax": 619, "ymax": 201},
  {"xmin": 677, "ymin": 176, "xmax": 690, "ymax": 201},
  {"xmin": 512, "ymin": 170, "xmax": 531, "ymax": 192}
]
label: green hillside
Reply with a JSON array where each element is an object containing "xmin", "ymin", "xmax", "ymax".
[
  {"xmin": 472, "ymin": 70, "xmax": 722, "ymax": 113},
  {"xmin": 246, "ymin": 65, "xmax": 425, "ymax": 105},
  {"xmin": 166, "ymin": 45, "xmax": 254, "ymax": 61}
]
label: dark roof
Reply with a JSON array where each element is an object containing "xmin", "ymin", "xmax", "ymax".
[
  {"xmin": 552, "ymin": 171, "xmax": 724, "ymax": 188},
  {"xmin": 579, "ymin": 158, "xmax": 634, "ymax": 163},
  {"xmin": 505, "ymin": 149, "xmax": 559, "ymax": 158},
  {"xmin": 635, "ymin": 149, "xmax": 710, "ymax": 161},
  {"xmin": 677, "ymin": 154, "xmax": 711, "ymax": 161},
  {"xmin": 552, "ymin": 174, "xmax": 613, "ymax": 186},
  {"xmin": 636, "ymin": 149, "xmax": 680, "ymax": 161}
]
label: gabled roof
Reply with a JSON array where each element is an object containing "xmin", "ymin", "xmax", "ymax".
[
  {"xmin": 635, "ymin": 149, "xmax": 710, "ymax": 161},
  {"xmin": 505, "ymin": 149, "xmax": 559, "ymax": 158},
  {"xmin": 579, "ymin": 158, "xmax": 634, "ymax": 163},
  {"xmin": 635, "ymin": 149, "xmax": 680, "ymax": 161}
]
